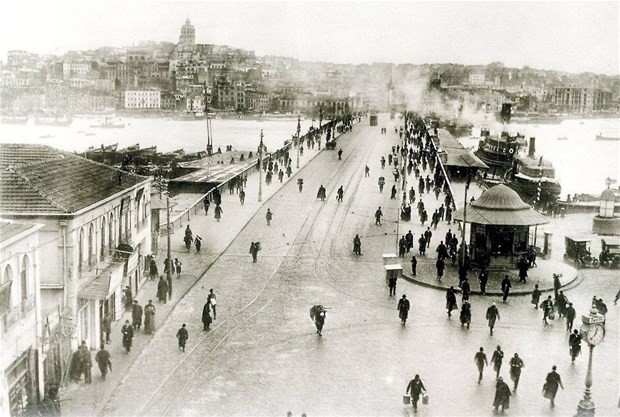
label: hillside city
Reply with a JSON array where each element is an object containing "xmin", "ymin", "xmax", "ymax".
[{"xmin": 1, "ymin": 19, "xmax": 619, "ymax": 120}]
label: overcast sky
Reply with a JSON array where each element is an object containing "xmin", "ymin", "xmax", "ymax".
[{"xmin": 1, "ymin": 1, "xmax": 618, "ymax": 75}]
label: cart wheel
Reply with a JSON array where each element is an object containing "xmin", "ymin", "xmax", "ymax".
[{"xmin": 593, "ymin": 259, "xmax": 600, "ymax": 269}]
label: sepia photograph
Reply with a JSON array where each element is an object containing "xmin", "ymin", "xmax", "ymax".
[{"xmin": 0, "ymin": 1, "xmax": 618, "ymax": 416}]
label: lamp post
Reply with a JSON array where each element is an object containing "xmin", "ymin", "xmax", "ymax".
[
  {"xmin": 576, "ymin": 305, "xmax": 606, "ymax": 416},
  {"xmin": 296, "ymin": 114, "xmax": 301, "ymax": 169},
  {"xmin": 460, "ymin": 174, "xmax": 472, "ymax": 268},
  {"xmin": 166, "ymin": 195, "xmax": 172, "ymax": 299},
  {"xmin": 258, "ymin": 129, "xmax": 263, "ymax": 202}
]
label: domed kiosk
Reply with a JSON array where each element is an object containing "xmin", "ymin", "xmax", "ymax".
[
  {"xmin": 592, "ymin": 182, "xmax": 620, "ymax": 236},
  {"xmin": 453, "ymin": 184, "xmax": 549, "ymax": 268}
]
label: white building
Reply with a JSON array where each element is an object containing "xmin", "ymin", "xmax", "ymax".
[
  {"xmin": 469, "ymin": 73, "xmax": 486, "ymax": 86},
  {"xmin": 124, "ymin": 90, "xmax": 161, "ymax": 109},
  {"xmin": 0, "ymin": 144, "xmax": 152, "ymax": 389},
  {"xmin": 0, "ymin": 219, "xmax": 44, "ymax": 416}
]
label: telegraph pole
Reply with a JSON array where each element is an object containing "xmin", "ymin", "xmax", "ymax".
[
  {"xmin": 166, "ymin": 195, "xmax": 172, "ymax": 299},
  {"xmin": 460, "ymin": 174, "xmax": 471, "ymax": 268},
  {"xmin": 258, "ymin": 129, "xmax": 263, "ymax": 202},
  {"xmin": 296, "ymin": 114, "xmax": 301, "ymax": 169}
]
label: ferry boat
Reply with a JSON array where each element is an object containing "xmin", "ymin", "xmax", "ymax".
[
  {"xmin": 507, "ymin": 138, "xmax": 561, "ymax": 207},
  {"xmin": 90, "ymin": 117, "xmax": 125, "ymax": 129},
  {"xmin": 595, "ymin": 133, "xmax": 620, "ymax": 141},
  {"xmin": 34, "ymin": 117, "xmax": 73, "ymax": 127},
  {"xmin": 474, "ymin": 129, "xmax": 527, "ymax": 172},
  {"xmin": 1, "ymin": 116, "xmax": 29, "ymax": 124}
]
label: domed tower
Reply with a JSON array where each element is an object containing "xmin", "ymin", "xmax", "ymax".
[
  {"xmin": 178, "ymin": 19, "xmax": 195, "ymax": 52},
  {"xmin": 592, "ymin": 179, "xmax": 620, "ymax": 235}
]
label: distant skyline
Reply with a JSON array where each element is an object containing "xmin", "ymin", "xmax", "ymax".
[{"xmin": 1, "ymin": 1, "xmax": 618, "ymax": 75}]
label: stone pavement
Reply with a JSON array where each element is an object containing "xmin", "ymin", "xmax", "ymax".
[{"xmin": 60, "ymin": 123, "xmax": 347, "ymax": 417}]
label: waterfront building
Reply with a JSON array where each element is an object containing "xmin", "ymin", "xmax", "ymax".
[
  {"xmin": 551, "ymin": 86, "xmax": 613, "ymax": 113},
  {"xmin": 0, "ymin": 219, "xmax": 45, "ymax": 417},
  {"xmin": 0, "ymin": 144, "xmax": 152, "ymax": 386},
  {"xmin": 124, "ymin": 89, "xmax": 161, "ymax": 109}
]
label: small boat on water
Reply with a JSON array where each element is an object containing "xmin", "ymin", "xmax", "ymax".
[
  {"xmin": 595, "ymin": 133, "xmax": 620, "ymax": 141},
  {"xmin": 90, "ymin": 117, "xmax": 125, "ymax": 129},
  {"xmin": 40, "ymin": 134, "xmax": 55, "ymax": 139},
  {"xmin": 557, "ymin": 136, "xmax": 568, "ymax": 141}
]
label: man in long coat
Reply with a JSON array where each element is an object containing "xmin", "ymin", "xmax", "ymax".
[
  {"xmin": 144, "ymin": 300, "xmax": 156, "ymax": 334},
  {"xmin": 445, "ymin": 286, "xmax": 457, "ymax": 317},
  {"xmin": 397, "ymin": 294, "xmax": 410, "ymax": 324},
  {"xmin": 157, "ymin": 276, "xmax": 168, "ymax": 303},
  {"xmin": 543, "ymin": 366, "xmax": 564, "ymax": 408},
  {"xmin": 176, "ymin": 323, "xmax": 189, "ymax": 351},
  {"xmin": 486, "ymin": 302, "xmax": 500, "ymax": 335},
  {"xmin": 316, "ymin": 185, "xmax": 326, "ymax": 201},
  {"xmin": 121, "ymin": 320, "xmax": 134, "ymax": 353},
  {"xmin": 493, "ymin": 377, "xmax": 511, "ymax": 413},
  {"xmin": 132, "ymin": 300, "xmax": 143, "ymax": 330},
  {"xmin": 95, "ymin": 345, "xmax": 112, "ymax": 381}
]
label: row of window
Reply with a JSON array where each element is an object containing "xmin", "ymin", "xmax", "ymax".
[{"xmin": 1, "ymin": 255, "xmax": 33, "ymax": 332}]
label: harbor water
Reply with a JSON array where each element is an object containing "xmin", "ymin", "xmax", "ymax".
[
  {"xmin": 459, "ymin": 117, "xmax": 619, "ymax": 198},
  {"xmin": 0, "ymin": 115, "xmax": 316, "ymax": 156},
  {"xmin": 0, "ymin": 115, "xmax": 617, "ymax": 198}
]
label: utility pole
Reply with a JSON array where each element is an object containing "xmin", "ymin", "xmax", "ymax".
[
  {"xmin": 166, "ymin": 195, "xmax": 172, "ymax": 299},
  {"xmin": 460, "ymin": 174, "xmax": 471, "ymax": 268},
  {"xmin": 296, "ymin": 114, "xmax": 301, "ymax": 169},
  {"xmin": 258, "ymin": 129, "xmax": 263, "ymax": 202}
]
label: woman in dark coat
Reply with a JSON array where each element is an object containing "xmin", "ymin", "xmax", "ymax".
[
  {"xmin": 543, "ymin": 366, "xmax": 564, "ymax": 408},
  {"xmin": 316, "ymin": 185, "xmax": 326, "ymax": 201},
  {"xmin": 446, "ymin": 286, "xmax": 458, "ymax": 317},
  {"xmin": 121, "ymin": 320, "xmax": 134, "ymax": 353},
  {"xmin": 202, "ymin": 302, "xmax": 212, "ymax": 331},
  {"xmin": 493, "ymin": 376, "xmax": 511, "ymax": 412},
  {"xmin": 214, "ymin": 204, "xmax": 223, "ymax": 221},
  {"xmin": 157, "ymin": 276, "xmax": 168, "ymax": 303},
  {"xmin": 406, "ymin": 374, "xmax": 426, "ymax": 410}
]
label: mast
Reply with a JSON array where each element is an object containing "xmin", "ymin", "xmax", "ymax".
[{"xmin": 204, "ymin": 81, "xmax": 213, "ymax": 156}]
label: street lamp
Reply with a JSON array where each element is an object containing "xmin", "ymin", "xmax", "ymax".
[
  {"xmin": 296, "ymin": 114, "xmax": 301, "ymax": 169},
  {"xmin": 258, "ymin": 129, "xmax": 264, "ymax": 202},
  {"xmin": 576, "ymin": 305, "xmax": 606, "ymax": 416}
]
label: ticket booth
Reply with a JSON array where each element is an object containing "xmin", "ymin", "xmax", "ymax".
[
  {"xmin": 382, "ymin": 253, "xmax": 399, "ymax": 266},
  {"xmin": 384, "ymin": 264, "xmax": 402, "ymax": 285}
]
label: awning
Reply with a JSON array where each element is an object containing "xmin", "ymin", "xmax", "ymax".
[
  {"xmin": 79, "ymin": 261, "xmax": 125, "ymax": 300},
  {"xmin": 443, "ymin": 149, "xmax": 489, "ymax": 169},
  {"xmin": 453, "ymin": 206, "xmax": 549, "ymax": 226}
]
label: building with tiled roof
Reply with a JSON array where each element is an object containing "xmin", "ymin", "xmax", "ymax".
[
  {"xmin": 0, "ymin": 143, "xmax": 152, "ymax": 387},
  {"xmin": 0, "ymin": 218, "xmax": 44, "ymax": 416}
]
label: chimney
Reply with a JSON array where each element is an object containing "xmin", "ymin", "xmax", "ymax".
[{"xmin": 528, "ymin": 137, "xmax": 536, "ymax": 158}]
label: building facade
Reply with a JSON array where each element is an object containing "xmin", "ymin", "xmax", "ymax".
[
  {"xmin": 0, "ymin": 144, "xmax": 152, "ymax": 390},
  {"xmin": 124, "ymin": 90, "xmax": 161, "ymax": 109},
  {"xmin": 0, "ymin": 220, "xmax": 44, "ymax": 417}
]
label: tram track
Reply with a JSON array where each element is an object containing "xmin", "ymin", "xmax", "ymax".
[{"xmin": 134, "ymin": 126, "xmax": 374, "ymax": 416}]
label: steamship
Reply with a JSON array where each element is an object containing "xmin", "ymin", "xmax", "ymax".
[
  {"xmin": 506, "ymin": 137, "xmax": 561, "ymax": 207},
  {"xmin": 474, "ymin": 129, "xmax": 527, "ymax": 175}
]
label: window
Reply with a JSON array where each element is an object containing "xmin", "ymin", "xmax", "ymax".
[
  {"xmin": 78, "ymin": 228, "xmax": 85, "ymax": 271},
  {"xmin": 101, "ymin": 217, "xmax": 107, "ymax": 258},
  {"xmin": 20, "ymin": 256, "xmax": 29, "ymax": 311},
  {"xmin": 88, "ymin": 223, "xmax": 95, "ymax": 266}
]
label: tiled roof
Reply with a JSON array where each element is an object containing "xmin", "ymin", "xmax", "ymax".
[
  {"xmin": 0, "ymin": 219, "xmax": 36, "ymax": 244},
  {"xmin": 0, "ymin": 144, "xmax": 149, "ymax": 214}
]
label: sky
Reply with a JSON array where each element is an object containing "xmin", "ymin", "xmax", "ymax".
[{"xmin": 0, "ymin": 1, "xmax": 618, "ymax": 75}]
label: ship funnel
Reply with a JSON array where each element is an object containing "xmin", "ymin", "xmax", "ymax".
[{"xmin": 528, "ymin": 137, "xmax": 536, "ymax": 157}]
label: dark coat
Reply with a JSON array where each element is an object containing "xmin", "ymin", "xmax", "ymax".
[
  {"xmin": 157, "ymin": 278, "xmax": 168, "ymax": 301},
  {"xmin": 202, "ymin": 303, "xmax": 212, "ymax": 326},
  {"xmin": 132, "ymin": 303, "xmax": 143, "ymax": 326},
  {"xmin": 544, "ymin": 371, "xmax": 563, "ymax": 398},
  {"xmin": 398, "ymin": 298, "xmax": 410, "ymax": 320},
  {"xmin": 406, "ymin": 378, "xmax": 426, "ymax": 401},
  {"xmin": 493, "ymin": 380, "xmax": 511, "ymax": 408},
  {"xmin": 446, "ymin": 289, "xmax": 457, "ymax": 310},
  {"xmin": 176, "ymin": 327, "xmax": 189, "ymax": 344},
  {"xmin": 121, "ymin": 325, "xmax": 134, "ymax": 349}
]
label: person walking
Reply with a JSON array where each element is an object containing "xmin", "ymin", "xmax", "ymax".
[
  {"xmin": 491, "ymin": 345, "xmax": 504, "ymax": 378},
  {"xmin": 78, "ymin": 341, "xmax": 92, "ymax": 384},
  {"xmin": 501, "ymin": 275, "xmax": 512, "ymax": 303},
  {"xmin": 388, "ymin": 273, "xmax": 397, "ymax": 297},
  {"xmin": 176, "ymin": 324, "xmax": 189, "ymax": 352},
  {"xmin": 203, "ymin": 196, "xmax": 210, "ymax": 215},
  {"xmin": 214, "ymin": 204, "xmax": 223, "ymax": 222},
  {"xmin": 144, "ymin": 300, "xmax": 156, "ymax": 334},
  {"xmin": 405, "ymin": 374, "xmax": 427, "ymax": 411},
  {"xmin": 446, "ymin": 287, "xmax": 458, "ymax": 317},
  {"xmin": 157, "ymin": 276, "xmax": 168, "ymax": 304},
  {"xmin": 202, "ymin": 301, "xmax": 212, "ymax": 331},
  {"xmin": 509, "ymin": 353, "xmax": 524, "ymax": 392},
  {"xmin": 569, "ymin": 329, "xmax": 582, "ymax": 362},
  {"xmin": 102, "ymin": 313, "xmax": 112, "ymax": 344},
  {"xmin": 460, "ymin": 300, "xmax": 471, "ymax": 328},
  {"xmin": 410, "ymin": 255, "xmax": 417, "ymax": 276},
  {"xmin": 478, "ymin": 268, "xmax": 488, "ymax": 295},
  {"xmin": 174, "ymin": 258, "xmax": 182, "ymax": 279},
  {"xmin": 486, "ymin": 302, "xmax": 500, "ymax": 335},
  {"xmin": 378, "ymin": 176, "xmax": 385, "ymax": 192},
  {"xmin": 474, "ymin": 347, "xmax": 488, "ymax": 383},
  {"xmin": 95, "ymin": 344, "xmax": 112, "ymax": 381},
  {"xmin": 531, "ymin": 284, "xmax": 542, "ymax": 309},
  {"xmin": 207, "ymin": 289, "xmax": 217, "ymax": 320},
  {"xmin": 565, "ymin": 302, "xmax": 576, "ymax": 332},
  {"xmin": 316, "ymin": 185, "xmax": 326, "ymax": 201},
  {"xmin": 365, "ymin": 165, "xmax": 370, "ymax": 177},
  {"xmin": 266, "ymin": 208, "xmax": 273, "ymax": 226},
  {"xmin": 553, "ymin": 274, "xmax": 562, "ymax": 300},
  {"xmin": 436, "ymin": 257, "xmax": 445, "ymax": 282},
  {"xmin": 131, "ymin": 300, "xmax": 143, "ymax": 331},
  {"xmin": 418, "ymin": 234, "xmax": 426, "ymax": 256},
  {"xmin": 555, "ymin": 290, "xmax": 568, "ymax": 318},
  {"xmin": 353, "ymin": 234, "xmax": 362, "ymax": 256},
  {"xmin": 461, "ymin": 278, "xmax": 471, "ymax": 301},
  {"xmin": 493, "ymin": 377, "xmax": 511, "ymax": 413},
  {"xmin": 375, "ymin": 207, "xmax": 383, "ymax": 225},
  {"xmin": 540, "ymin": 295, "xmax": 554, "ymax": 325},
  {"xmin": 250, "ymin": 241, "xmax": 260, "ymax": 263},
  {"xmin": 337, "ymin": 148, "xmax": 343, "ymax": 160},
  {"xmin": 397, "ymin": 294, "xmax": 410, "ymax": 324},
  {"xmin": 314, "ymin": 307, "xmax": 326, "ymax": 336},
  {"xmin": 194, "ymin": 235, "xmax": 202, "ymax": 253},
  {"xmin": 239, "ymin": 188, "xmax": 245, "ymax": 205},
  {"xmin": 121, "ymin": 320, "xmax": 134, "ymax": 353},
  {"xmin": 543, "ymin": 366, "xmax": 564, "ymax": 408}
]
